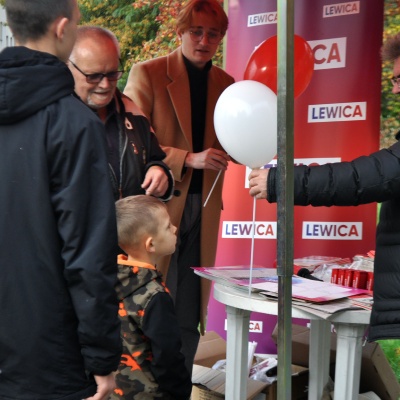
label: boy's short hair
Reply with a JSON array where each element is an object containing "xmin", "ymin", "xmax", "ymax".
[
  {"xmin": 116, "ymin": 195, "xmax": 167, "ymax": 250},
  {"xmin": 176, "ymin": 0, "xmax": 229, "ymax": 37},
  {"xmin": 5, "ymin": 0, "xmax": 74, "ymax": 43}
]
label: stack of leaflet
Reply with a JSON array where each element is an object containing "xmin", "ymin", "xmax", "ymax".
[{"xmin": 192, "ymin": 265, "xmax": 371, "ymax": 318}]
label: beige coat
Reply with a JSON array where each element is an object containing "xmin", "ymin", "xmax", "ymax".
[{"xmin": 124, "ymin": 48, "xmax": 234, "ymax": 333}]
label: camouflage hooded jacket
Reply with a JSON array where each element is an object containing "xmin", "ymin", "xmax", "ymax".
[{"xmin": 111, "ymin": 255, "xmax": 192, "ymax": 400}]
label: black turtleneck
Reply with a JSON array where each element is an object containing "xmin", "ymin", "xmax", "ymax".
[{"xmin": 183, "ymin": 56, "xmax": 212, "ymax": 194}]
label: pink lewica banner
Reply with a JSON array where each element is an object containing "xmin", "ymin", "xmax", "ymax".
[{"xmin": 207, "ymin": 0, "xmax": 384, "ymax": 354}]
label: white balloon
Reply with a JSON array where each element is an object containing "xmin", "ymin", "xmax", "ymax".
[{"xmin": 214, "ymin": 80, "xmax": 277, "ymax": 169}]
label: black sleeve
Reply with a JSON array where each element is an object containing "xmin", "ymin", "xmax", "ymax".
[
  {"xmin": 50, "ymin": 108, "xmax": 122, "ymax": 375},
  {"xmin": 267, "ymin": 166, "xmax": 278, "ymax": 203},
  {"xmin": 142, "ymin": 292, "xmax": 192, "ymax": 400},
  {"xmin": 145, "ymin": 160, "xmax": 175, "ymax": 201},
  {"xmin": 267, "ymin": 141, "xmax": 400, "ymax": 207},
  {"xmin": 130, "ymin": 111, "xmax": 175, "ymax": 201},
  {"xmin": 145, "ymin": 128, "xmax": 175, "ymax": 201}
]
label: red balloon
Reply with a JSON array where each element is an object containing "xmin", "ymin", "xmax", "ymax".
[{"xmin": 243, "ymin": 34, "xmax": 314, "ymax": 98}]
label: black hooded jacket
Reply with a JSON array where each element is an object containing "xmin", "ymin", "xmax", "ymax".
[
  {"xmin": 267, "ymin": 139, "xmax": 400, "ymax": 341},
  {"xmin": 0, "ymin": 47, "xmax": 121, "ymax": 399}
]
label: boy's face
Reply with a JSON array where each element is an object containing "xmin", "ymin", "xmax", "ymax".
[{"xmin": 152, "ymin": 207, "xmax": 177, "ymax": 257}]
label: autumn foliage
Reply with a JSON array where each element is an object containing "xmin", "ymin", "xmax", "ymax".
[
  {"xmin": 78, "ymin": 0, "xmax": 224, "ymax": 89},
  {"xmin": 77, "ymin": 0, "xmax": 396, "ymax": 148}
]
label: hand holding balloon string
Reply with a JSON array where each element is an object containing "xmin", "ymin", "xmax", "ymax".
[
  {"xmin": 248, "ymin": 168, "xmax": 269, "ymax": 200},
  {"xmin": 185, "ymin": 148, "xmax": 230, "ymax": 171},
  {"xmin": 184, "ymin": 148, "xmax": 229, "ymax": 208}
]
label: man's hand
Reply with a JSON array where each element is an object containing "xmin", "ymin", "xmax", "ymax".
[
  {"xmin": 185, "ymin": 148, "xmax": 230, "ymax": 171},
  {"xmin": 84, "ymin": 373, "xmax": 116, "ymax": 400},
  {"xmin": 248, "ymin": 169, "xmax": 269, "ymax": 199},
  {"xmin": 141, "ymin": 166, "xmax": 168, "ymax": 197}
]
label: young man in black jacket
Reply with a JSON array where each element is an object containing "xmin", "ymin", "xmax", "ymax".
[{"xmin": 0, "ymin": 1, "xmax": 122, "ymax": 399}]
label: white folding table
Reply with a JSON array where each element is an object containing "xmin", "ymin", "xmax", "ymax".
[{"xmin": 213, "ymin": 283, "xmax": 371, "ymax": 400}]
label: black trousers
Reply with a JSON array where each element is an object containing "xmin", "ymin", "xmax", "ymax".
[{"xmin": 166, "ymin": 193, "xmax": 201, "ymax": 375}]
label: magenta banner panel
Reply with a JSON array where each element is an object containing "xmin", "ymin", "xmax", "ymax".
[{"xmin": 207, "ymin": 0, "xmax": 384, "ymax": 354}]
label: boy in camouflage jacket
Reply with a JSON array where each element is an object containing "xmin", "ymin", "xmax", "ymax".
[{"xmin": 112, "ymin": 195, "xmax": 192, "ymax": 399}]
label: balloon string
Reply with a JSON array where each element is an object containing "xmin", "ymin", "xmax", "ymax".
[
  {"xmin": 249, "ymin": 196, "xmax": 256, "ymax": 296},
  {"xmin": 203, "ymin": 170, "xmax": 222, "ymax": 207}
]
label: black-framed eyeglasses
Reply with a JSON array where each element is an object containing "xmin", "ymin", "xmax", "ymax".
[
  {"xmin": 69, "ymin": 60, "xmax": 123, "ymax": 84},
  {"xmin": 390, "ymin": 74, "xmax": 400, "ymax": 88},
  {"xmin": 188, "ymin": 29, "xmax": 222, "ymax": 44}
]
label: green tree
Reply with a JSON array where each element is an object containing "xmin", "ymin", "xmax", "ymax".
[
  {"xmin": 78, "ymin": 0, "xmax": 171, "ymax": 88},
  {"xmin": 381, "ymin": 0, "xmax": 400, "ymax": 148}
]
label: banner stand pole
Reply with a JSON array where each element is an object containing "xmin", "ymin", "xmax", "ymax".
[{"xmin": 277, "ymin": 1, "xmax": 295, "ymax": 399}]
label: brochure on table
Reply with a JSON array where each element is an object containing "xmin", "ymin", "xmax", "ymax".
[{"xmin": 192, "ymin": 266, "xmax": 371, "ymax": 317}]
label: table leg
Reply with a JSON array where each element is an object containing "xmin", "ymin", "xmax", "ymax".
[
  {"xmin": 308, "ymin": 320, "xmax": 332, "ymax": 399},
  {"xmin": 332, "ymin": 322, "xmax": 368, "ymax": 400},
  {"xmin": 225, "ymin": 305, "xmax": 251, "ymax": 400}
]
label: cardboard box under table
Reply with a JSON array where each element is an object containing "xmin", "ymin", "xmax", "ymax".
[
  {"xmin": 271, "ymin": 323, "xmax": 400, "ymax": 400},
  {"xmin": 192, "ymin": 331, "xmax": 309, "ymax": 400}
]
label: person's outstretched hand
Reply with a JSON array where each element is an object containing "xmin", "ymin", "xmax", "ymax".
[
  {"xmin": 84, "ymin": 373, "xmax": 116, "ymax": 400},
  {"xmin": 248, "ymin": 169, "xmax": 269, "ymax": 199}
]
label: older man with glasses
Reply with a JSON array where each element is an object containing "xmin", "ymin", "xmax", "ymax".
[
  {"xmin": 69, "ymin": 26, "xmax": 174, "ymax": 202},
  {"xmin": 124, "ymin": 0, "xmax": 235, "ymax": 375}
]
